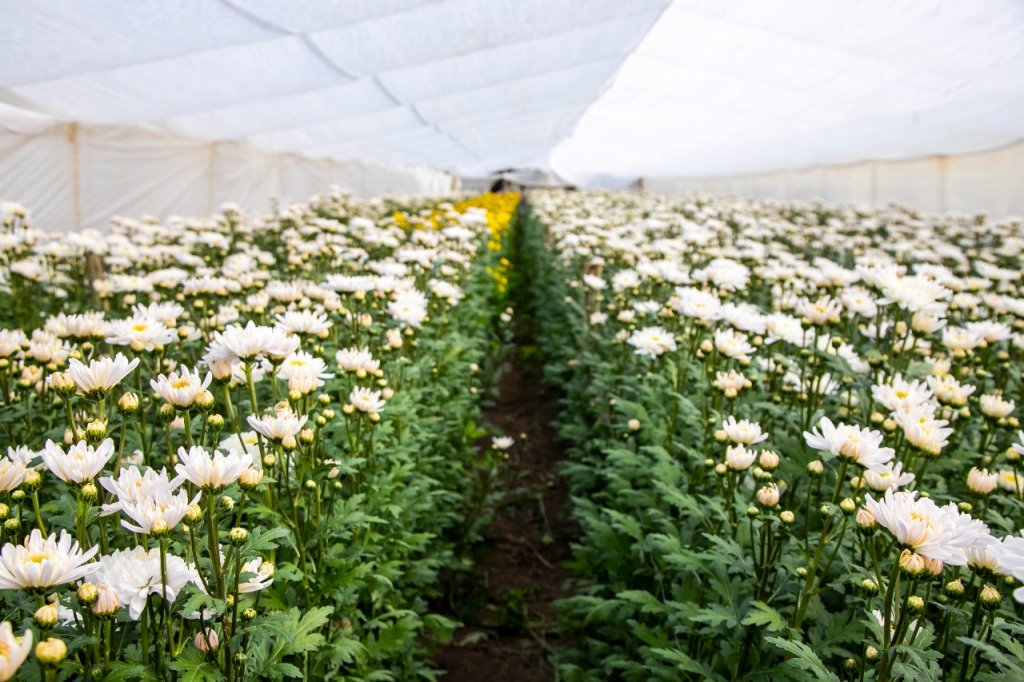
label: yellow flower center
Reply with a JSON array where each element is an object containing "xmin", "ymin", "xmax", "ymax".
[{"xmin": 171, "ymin": 378, "xmax": 191, "ymax": 389}]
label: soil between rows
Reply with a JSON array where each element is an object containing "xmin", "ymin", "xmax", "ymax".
[{"xmin": 432, "ymin": 342, "xmax": 574, "ymax": 681}]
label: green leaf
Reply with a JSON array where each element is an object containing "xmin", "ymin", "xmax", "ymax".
[
  {"xmin": 766, "ymin": 636, "xmax": 841, "ymax": 682},
  {"xmin": 742, "ymin": 601, "xmax": 788, "ymax": 633}
]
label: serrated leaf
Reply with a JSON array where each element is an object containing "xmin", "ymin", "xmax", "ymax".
[
  {"xmin": 766, "ymin": 636, "xmax": 841, "ymax": 682},
  {"xmin": 742, "ymin": 601, "xmax": 788, "ymax": 633}
]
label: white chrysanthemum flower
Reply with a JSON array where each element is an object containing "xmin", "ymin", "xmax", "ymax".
[
  {"xmin": 205, "ymin": 321, "xmax": 299, "ymax": 364},
  {"xmin": 150, "ymin": 366, "xmax": 212, "ymax": 408},
  {"xmin": 714, "ymin": 329, "xmax": 755, "ymax": 361},
  {"xmin": 725, "ymin": 444, "xmax": 756, "ymax": 471},
  {"xmin": 218, "ymin": 432, "xmax": 263, "ymax": 462},
  {"xmin": 336, "ymin": 347, "xmax": 380, "ymax": 375},
  {"xmin": 627, "ymin": 326, "xmax": 677, "ymax": 358},
  {"xmin": 926, "ymin": 375, "xmax": 976, "ymax": 407},
  {"xmin": 277, "ymin": 351, "xmax": 332, "ymax": 392},
  {"xmin": 979, "ymin": 394, "xmax": 1015, "ymax": 419},
  {"xmin": 237, "ymin": 558, "xmax": 274, "ymax": 593},
  {"xmin": 803, "ymin": 417, "xmax": 894, "ymax": 471},
  {"xmin": 872, "ymin": 375, "xmax": 934, "ymax": 415},
  {"xmin": 174, "ymin": 446, "xmax": 252, "ymax": 491},
  {"xmin": 100, "ymin": 466, "xmax": 198, "ymax": 535},
  {"xmin": 492, "ymin": 436, "xmax": 515, "ymax": 450},
  {"xmin": 0, "ymin": 447, "xmax": 36, "ymax": 493},
  {"xmin": 247, "ymin": 411, "xmax": 307, "ymax": 442},
  {"xmin": 388, "ymin": 289, "xmax": 428, "ymax": 328},
  {"xmin": 713, "ymin": 370, "xmax": 751, "ymax": 397},
  {"xmin": 348, "ymin": 387, "xmax": 386, "ymax": 416},
  {"xmin": 67, "ymin": 353, "xmax": 139, "ymax": 397},
  {"xmin": 993, "ymin": 534, "xmax": 1024, "ymax": 602},
  {"xmin": 0, "ymin": 621, "xmax": 32, "ymax": 680},
  {"xmin": 274, "ymin": 310, "xmax": 332, "ymax": 336},
  {"xmin": 105, "ymin": 314, "xmax": 177, "ymax": 352},
  {"xmin": 862, "ymin": 462, "xmax": 915, "ymax": 492},
  {"xmin": 41, "ymin": 439, "xmax": 115, "ymax": 484},
  {"xmin": 90, "ymin": 547, "xmax": 202, "ymax": 619},
  {"xmin": 720, "ymin": 416, "xmax": 768, "ymax": 445},
  {"xmin": 0, "ymin": 529, "xmax": 98, "ymax": 590},
  {"xmin": 864, "ymin": 489, "xmax": 992, "ymax": 565}
]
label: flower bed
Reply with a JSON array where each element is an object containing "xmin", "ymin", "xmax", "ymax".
[
  {"xmin": 522, "ymin": 191, "xmax": 1024, "ymax": 681},
  {"xmin": 0, "ymin": 191, "xmax": 518, "ymax": 680}
]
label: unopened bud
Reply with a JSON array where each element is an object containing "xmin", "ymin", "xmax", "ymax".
[
  {"xmin": 22, "ymin": 470, "xmax": 41, "ymax": 492},
  {"xmin": 228, "ymin": 527, "xmax": 249, "ymax": 546},
  {"xmin": 980, "ymin": 584, "xmax": 1001, "ymax": 608},
  {"xmin": 239, "ymin": 468, "xmax": 263, "ymax": 490},
  {"xmin": 118, "ymin": 392, "xmax": 139, "ymax": 413},
  {"xmin": 35, "ymin": 638, "xmax": 67, "ymax": 665},
  {"xmin": 34, "ymin": 602, "xmax": 59, "ymax": 628},
  {"xmin": 79, "ymin": 482, "xmax": 98, "ymax": 503},
  {"xmin": 195, "ymin": 390, "xmax": 215, "ymax": 411},
  {"xmin": 194, "ymin": 629, "xmax": 219, "ymax": 653}
]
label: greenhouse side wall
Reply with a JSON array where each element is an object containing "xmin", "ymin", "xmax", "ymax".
[
  {"xmin": 644, "ymin": 141, "xmax": 1024, "ymax": 217},
  {"xmin": 0, "ymin": 104, "xmax": 455, "ymax": 232}
]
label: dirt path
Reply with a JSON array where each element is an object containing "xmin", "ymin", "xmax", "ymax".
[{"xmin": 432, "ymin": 343, "xmax": 574, "ymax": 680}]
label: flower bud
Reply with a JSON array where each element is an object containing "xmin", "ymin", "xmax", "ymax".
[
  {"xmin": 77, "ymin": 582, "xmax": 99, "ymax": 605},
  {"xmin": 839, "ymin": 498, "xmax": 856, "ymax": 514},
  {"xmin": 944, "ymin": 578, "xmax": 965, "ymax": 597},
  {"xmin": 906, "ymin": 595, "xmax": 925, "ymax": 614},
  {"xmin": 861, "ymin": 578, "xmax": 879, "ymax": 595},
  {"xmin": 242, "ymin": 607, "xmax": 257, "ymax": 620},
  {"xmin": 299, "ymin": 428, "xmax": 315, "ymax": 445},
  {"xmin": 758, "ymin": 450, "xmax": 779, "ymax": 470},
  {"xmin": 281, "ymin": 435, "xmax": 297, "ymax": 450},
  {"xmin": 262, "ymin": 453, "xmax": 277, "ymax": 468},
  {"xmin": 79, "ymin": 482, "xmax": 98, "ymax": 503},
  {"xmin": 92, "ymin": 583, "xmax": 120, "ymax": 617},
  {"xmin": 207, "ymin": 413, "xmax": 225, "ymax": 431},
  {"xmin": 3, "ymin": 518, "xmax": 19, "ymax": 532},
  {"xmin": 9, "ymin": 490, "xmax": 23, "ymax": 504},
  {"xmin": 865, "ymin": 645, "xmax": 880, "ymax": 661},
  {"xmin": 228, "ymin": 527, "xmax": 249, "ymax": 546},
  {"xmin": 856, "ymin": 507, "xmax": 877, "ymax": 533},
  {"xmin": 36, "ymin": 638, "xmax": 67, "ymax": 665},
  {"xmin": 49, "ymin": 371, "xmax": 77, "ymax": 397},
  {"xmin": 218, "ymin": 496, "xmax": 235, "ymax": 513},
  {"xmin": 0, "ymin": 503, "xmax": 9, "ymax": 520},
  {"xmin": 980, "ymin": 584, "xmax": 1001, "ymax": 609},
  {"xmin": 194, "ymin": 629, "xmax": 219, "ymax": 654},
  {"xmin": 304, "ymin": 479, "xmax": 317, "ymax": 491},
  {"xmin": 150, "ymin": 519, "xmax": 171, "ymax": 538},
  {"xmin": 756, "ymin": 483, "xmax": 780, "ymax": 508},
  {"xmin": 779, "ymin": 510, "xmax": 795, "ymax": 524},
  {"xmin": 22, "ymin": 470, "xmax": 41, "ymax": 492},
  {"xmin": 35, "ymin": 602, "xmax": 59, "ymax": 628},
  {"xmin": 158, "ymin": 402, "xmax": 176, "ymax": 423},
  {"xmin": 195, "ymin": 390, "xmax": 215, "ymax": 411},
  {"xmin": 746, "ymin": 506, "xmax": 760, "ymax": 518},
  {"xmin": 185, "ymin": 504, "xmax": 203, "ymax": 523},
  {"xmin": 239, "ymin": 468, "xmax": 263, "ymax": 490},
  {"xmin": 807, "ymin": 460, "xmax": 825, "ymax": 476},
  {"xmin": 899, "ymin": 549, "xmax": 927, "ymax": 577},
  {"xmin": 85, "ymin": 420, "xmax": 108, "ymax": 443},
  {"xmin": 118, "ymin": 392, "xmax": 139, "ymax": 413},
  {"xmin": 627, "ymin": 418, "xmax": 641, "ymax": 432}
]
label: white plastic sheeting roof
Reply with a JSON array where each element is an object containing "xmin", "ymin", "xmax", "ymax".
[{"xmin": 1, "ymin": 0, "xmax": 1023, "ymax": 183}]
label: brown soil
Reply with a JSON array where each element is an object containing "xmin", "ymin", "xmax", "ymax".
[{"xmin": 432, "ymin": 345, "xmax": 574, "ymax": 681}]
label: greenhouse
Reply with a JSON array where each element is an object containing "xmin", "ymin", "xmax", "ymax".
[{"xmin": 0, "ymin": 1, "xmax": 1022, "ymax": 680}]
